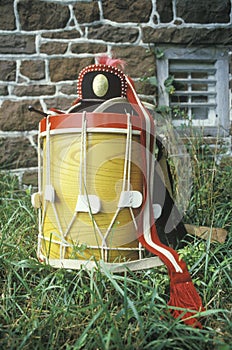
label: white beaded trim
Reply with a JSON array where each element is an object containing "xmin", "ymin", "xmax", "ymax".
[{"xmin": 77, "ymin": 64, "xmax": 128, "ymax": 99}]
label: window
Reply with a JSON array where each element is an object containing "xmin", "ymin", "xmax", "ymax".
[{"xmin": 157, "ymin": 47, "xmax": 230, "ymax": 136}]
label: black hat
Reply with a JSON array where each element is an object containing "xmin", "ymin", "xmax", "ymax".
[{"xmin": 77, "ymin": 61, "xmax": 127, "ymax": 101}]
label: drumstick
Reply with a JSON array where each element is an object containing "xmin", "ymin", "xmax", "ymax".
[{"xmin": 28, "ymin": 105, "xmax": 48, "ymax": 117}]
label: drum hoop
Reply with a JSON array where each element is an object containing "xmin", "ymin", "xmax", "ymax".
[
  {"xmin": 39, "ymin": 113, "xmax": 142, "ymax": 134},
  {"xmin": 39, "ymin": 127, "xmax": 141, "ymax": 137},
  {"xmin": 38, "ymin": 253, "xmax": 163, "ymax": 272},
  {"xmin": 38, "ymin": 234, "xmax": 146, "ymax": 252}
]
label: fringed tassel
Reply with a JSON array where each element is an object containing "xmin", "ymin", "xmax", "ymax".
[{"xmin": 168, "ymin": 263, "xmax": 204, "ymax": 328}]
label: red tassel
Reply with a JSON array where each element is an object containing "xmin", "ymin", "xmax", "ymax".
[{"xmin": 168, "ymin": 263, "xmax": 204, "ymax": 328}]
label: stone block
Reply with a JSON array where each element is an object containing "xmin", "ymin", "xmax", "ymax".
[
  {"xmin": 20, "ymin": 60, "xmax": 45, "ymax": 81},
  {"xmin": 0, "ymin": 86, "xmax": 8, "ymax": 96},
  {"xmin": 113, "ymin": 46, "xmax": 155, "ymax": 78},
  {"xmin": 59, "ymin": 83, "xmax": 77, "ymax": 96},
  {"xmin": 143, "ymin": 27, "xmax": 232, "ymax": 45},
  {"xmin": 176, "ymin": 0, "xmax": 231, "ymax": 24},
  {"xmin": 42, "ymin": 29, "xmax": 81, "ymax": 40},
  {"xmin": 0, "ymin": 60, "xmax": 16, "ymax": 81},
  {"xmin": 0, "ymin": 100, "xmax": 43, "ymax": 131},
  {"xmin": 73, "ymin": 2, "xmax": 100, "ymax": 23},
  {"xmin": 134, "ymin": 80, "xmax": 157, "ymax": 96},
  {"xmin": 157, "ymin": 0, "xmax": 173, "ymax": 23},
  {"xmin": 71, "ymin": 42, "xmax": 107, "ymax": 54},
  {"xmin": 88, "ymin": 24, "xmax": 139, "ymax": 43},
  {"xmin": 101, "ymin": 0, "xmax": 152, "ymax": 23},
  {"xmin": 44, "ymin": 97, "xmax": 75, "ymax": 111},
  {"xmin": 13, "ymin": 85, "xmax": 56, "ymax": 97},
  {"xmin": 0, "ymin": 0, "xmax": 16, "ymax": 30},
  {"xmin": 17, "ymin": 0, "xmax": 70, "ymax": 31},
  {"xmin": 0, "ymin": 34, "xmax": 36, "ymax": 54},
  {"xmin": 49, "ymin": 57, "xmax": 93, "ymax": 82},
  {"xmin": 40, "ymin": 42, "xmax": 68, "ymax": 55},
  {"xmin": 0, "ymin": 137, "xmax": 37, "ymax": 170}
]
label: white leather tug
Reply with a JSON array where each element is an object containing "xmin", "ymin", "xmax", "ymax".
[
  {"xmin": 75, "ymin": 194, "xmax": 101, "ymax": 214},
  {"xmin": 118, "ymin": 190, "xmax": 143, "ymax": 209},
  {"xmin": 44, "ymin": 185, "xmax": 55, "ymax": 203},
  {"xmin": 153, "ymin": 203, "xmax": 162, "ymax": 220},
  {"xmin": 31, "ymin": 192, "xmax": 42, "ymax": 208}
]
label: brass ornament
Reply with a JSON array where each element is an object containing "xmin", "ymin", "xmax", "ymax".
[{"xmin": 92, "ymin": 74, "xmax": 109, "ymax": 97}]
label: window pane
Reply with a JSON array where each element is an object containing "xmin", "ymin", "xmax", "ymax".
[
  {"xmin": 191, "ymin": 72, "xmax": 208, "ymax": 79},
  {"xmin": 192, "ymin": 107, "xmax": 208, "ymax": 120},
  {"xmin": 192, "ymin": 95, "xmax": 208, "ymax": 102},
  {"xmin": 192, "ymin": 84, "xmax": 208, "ymax": 91},
  {"xmin": 173, "ymin": 81, "xmax": 188, "ymax": 91}
]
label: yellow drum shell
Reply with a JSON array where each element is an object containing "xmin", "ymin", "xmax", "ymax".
[{"xmin": 40, "ymin": 129, "xmax": 144, "ymax": 263}]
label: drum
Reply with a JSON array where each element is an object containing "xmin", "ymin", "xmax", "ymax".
[{"xmin": 32, "ymin": 111, "xmax": 160, "ymax": 269}]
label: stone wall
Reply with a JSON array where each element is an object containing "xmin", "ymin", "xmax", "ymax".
[{"xmin": 0, "ymin": 0, "xmax": 232, "ymax": 186}]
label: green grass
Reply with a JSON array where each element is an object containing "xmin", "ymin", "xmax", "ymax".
[{"xmin": 0, "ymin": 147, "xmax": 231, "ymax": 350}]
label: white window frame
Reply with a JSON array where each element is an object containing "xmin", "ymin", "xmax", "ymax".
[{"xmin": 157, "ymin": 46, "xmax": 230, "ymax": 137}]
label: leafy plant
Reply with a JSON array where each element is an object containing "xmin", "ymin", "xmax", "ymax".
[{"xmin": 164, "ymin": 75, "xmax": 175, "ymax": 95}]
